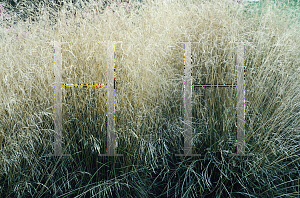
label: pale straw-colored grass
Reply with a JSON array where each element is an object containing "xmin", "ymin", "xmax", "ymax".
[{"xmin": 1, "ymin": 0, "xmax": 300, "ymax": 197}]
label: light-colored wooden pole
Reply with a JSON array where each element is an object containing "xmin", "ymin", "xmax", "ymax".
[
  {"xmin": 236, "ymin": 42, "xmax": 246, "ymax": 155},
  {"xmin": 175, "ymin": 41, "xmax": 201, "ymax": 157},
  {"xmin": 99, "ymin": 41, "xmax": 123, "ymax": 157},
  {"xmin": 229, "ymin": 42, "xmax": 253, "ymax": 157},
  {"xmin": 45, "ymin": 41, "xmax": 71, "ymax": 157}
]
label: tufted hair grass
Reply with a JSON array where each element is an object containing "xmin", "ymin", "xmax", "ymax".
[{"xmin": 1, "ymin": 0, "xmax": 300, "ymax": 197}]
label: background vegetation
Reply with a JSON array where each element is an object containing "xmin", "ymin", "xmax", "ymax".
[{"xmin": 1, "ymin": 0, "xmax": 300, "ymax": 197}]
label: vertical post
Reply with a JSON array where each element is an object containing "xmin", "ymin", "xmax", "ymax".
[
  {"xmin": 99, "ymin": 41, "xmax": 123, "ymax": 156},
  {"xmin": 183, "ymin": 42, "xmax": 192, "ymax": 156},
  {"xmin": 45, "ymin": 41, "xmax": 71, "ymax": 157},
  {"xmin": 229, "ymin": 42, "xmax": 253, "ymax": 156},
  {"xmin": 236, "ymin": 43, "xmax": 246, "ymax": 155},
  {"xmin": 175, "ymin": 41, "xmax": 201, "ymax": 157}
]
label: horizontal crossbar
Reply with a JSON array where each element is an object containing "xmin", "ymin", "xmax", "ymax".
[
  {"xmin": 62, "ymin": 83, "xmax": 107, "ymax": 88},
  {"xmin": 99, "ymin": 154, "xmax": 123, "ymax": 156},
  {"xmin": 62, "ymin": 84, "xmax": 237, "ymax": 88},
  {"xmin": 228, "ymin": 153, "xmax": 254, "ymax": 156},
  {"xmin": 175, "ymin": 154, "xmax": 201, "ymax": 156},
  {"xmin": 193, "ymin": 84, "xmax": 237, "ymax": 87}
]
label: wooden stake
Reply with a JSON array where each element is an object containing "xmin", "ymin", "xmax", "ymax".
[
  {"xmin": 45, "ymin": 41, "xmax": 71, "ymax": 157},
  {"xmin": 175, "ymin": 41, "xmax": 201, "ymax": 157},
  {"xmin": 99, "ymin": 41, "xmax": 123, "ymax": 157},
  {"xmin": 229, "ymin": 42, "xmax": 254, "ymax": 157}
]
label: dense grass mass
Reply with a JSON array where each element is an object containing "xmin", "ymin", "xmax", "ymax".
[{"xmin": 1, "ymin": 0, "xmax": 300, "ymax": 197}]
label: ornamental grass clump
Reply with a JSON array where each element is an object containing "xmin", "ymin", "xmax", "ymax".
[{"xmin": 0, "ymin": 0, "xmax": 300, "ymax": 197}]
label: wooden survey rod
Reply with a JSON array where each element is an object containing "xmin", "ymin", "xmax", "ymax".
[
  {"xmin": 175, "ymin": 41, "xmax": 201, "ymax": 157},
  {"xmin": 45, "ymin": 41, "xmax": 71, "ymax": 157},
  {"xmin": 228, "ymin": 42, "xmax": 254, "ymax": 156},
  {"xmin": 99, "ymin": 41, "xmax": 123, "ymax": 156}
]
